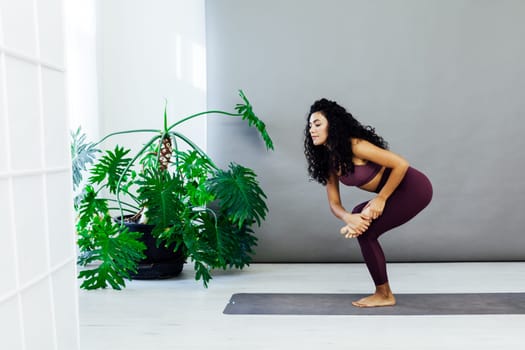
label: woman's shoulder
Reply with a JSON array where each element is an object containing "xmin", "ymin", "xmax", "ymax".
[
  {"xmin": 351, "ymin": 139, "xmax": 384, "ymax": 162},
  {"xmin": 350, "ymin": 137, "xmax": 361, "ymax": 145},
  {"xmin": 350, "ymin": 138, "xmax": 371, "ymax": 150},
  {"xmin": 351, "ymin": 138, "xmax": 377, "ymax": 149}
]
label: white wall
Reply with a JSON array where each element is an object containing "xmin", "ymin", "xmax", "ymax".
[
  {"xmin": 0, "ymin": 0, "xmax": 80, "ymax": 349},
  {"xmin": 96, "ymin": 0, "xmax": 207, "ymax": 154},
  {"xmin": 65, "ymin": 0, "xmax": 99, "ymax": 139},
  {"xmin": 0, "ymin": 1, "xmax": 206, "ymax": 348}
]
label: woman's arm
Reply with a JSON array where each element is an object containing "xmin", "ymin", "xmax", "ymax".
[
  {"xmin": 352, "ymin": 139, "xmax": 409, "ymax": 219},
  {"xmin": 326, "ymin": 171, "xmax": 371, "ymax": 236}
]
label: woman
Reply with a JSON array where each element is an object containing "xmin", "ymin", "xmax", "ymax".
[{"xmin": 304, "ymin": 98, "xmax": 433, "ymax": 308}]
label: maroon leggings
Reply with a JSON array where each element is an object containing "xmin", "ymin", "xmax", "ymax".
[{"xmin": 352, "ymin": 167, "xmax": 433, "ymax": 286}]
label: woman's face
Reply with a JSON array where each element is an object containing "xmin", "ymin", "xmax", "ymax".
[{"xmin": 308, "ymin": 112, "xmax": 329, "ymax": 146}]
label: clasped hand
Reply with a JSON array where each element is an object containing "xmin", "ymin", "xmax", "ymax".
[
  {"xmin": 363, "ymin": 195, "xmax": 386, "ymax": 220},
  {"xmin": 339, "ymin": 196, "xmax": 386, "ymax": 239},
  {"xmin": 340, "ymin": 213, "xmax": 371, "ymax": 239}
]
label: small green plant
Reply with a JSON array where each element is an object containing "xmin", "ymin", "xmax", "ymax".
[{"xmin": 74, "ymin": 90, "xmax": 273, "ymax": 289}]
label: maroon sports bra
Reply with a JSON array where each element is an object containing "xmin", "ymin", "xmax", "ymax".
[{"xmin": 339, "ymin": 161, "xmax": 382, "ymax": 187}]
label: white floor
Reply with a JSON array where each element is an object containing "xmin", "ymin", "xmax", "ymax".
[{"xmin": 79, "ymin": 262, "xmax": 525, "ymax": 350}]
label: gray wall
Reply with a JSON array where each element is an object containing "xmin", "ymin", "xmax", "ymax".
[{"xmin": 206, "ymin": 0, "xmax": 525, "ymax": 262}]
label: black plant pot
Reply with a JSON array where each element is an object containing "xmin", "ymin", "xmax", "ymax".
[{"xmin": 120, "ymin": 219, "xmax": 185, "ymax": 280}]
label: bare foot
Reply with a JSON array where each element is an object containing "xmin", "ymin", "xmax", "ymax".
[{"xmin": 352, "ymin": 293, "xmax": 396, "ymax": 308}]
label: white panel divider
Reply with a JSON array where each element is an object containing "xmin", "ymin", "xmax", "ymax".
[{"xmin": 0, "ymin": 0, "xmax": 79, "ymax": 348}]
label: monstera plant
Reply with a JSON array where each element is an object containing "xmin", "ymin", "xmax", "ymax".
[{"xmin": 72, "ymin": 91, "xmax": 273, "ymax": 290}]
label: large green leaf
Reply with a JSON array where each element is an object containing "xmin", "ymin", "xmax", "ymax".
[
  {"xmin": 218, "ymin": 222, "xmax": 258, "ymax": 269},
  {"xmin": 176, "ymin": 150, "xmax": 215, "ymax": 206},
  {"xmin": 235, "ymin": 90, "xmax": 274, "ymax": 151},
  {"xmin": 88, "ymin": 146, "xmax": 133, "ymax": 194},
  {"xmin": 181, "ymin": 210, "xmax": 218, "ymax": 287},
  {"xmin": 76, "ymin": 185, "xmax": 109, "ymax": 233},
  {"xmin": 77, "ymin": 216, "xmax": 146, "ymax": 290},
  {"xmin": 207, "ymin": 163, "xmax": 268, "ymax": 228},
  {"xmin": 136, "ymin": 168, "xmax": 185, "ymax": 229},
  {"xmin": 181, "ymin": 210, "xmax": 258, "ymax": 287}
]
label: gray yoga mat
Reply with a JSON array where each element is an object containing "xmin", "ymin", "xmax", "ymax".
[{"xmin": 223, "ymin": 293, "xmax": 525, "ymax": 315}]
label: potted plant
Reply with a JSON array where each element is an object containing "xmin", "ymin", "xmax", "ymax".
[{"xmin": 72, "ymin": 90, "xmax": 273, "ymax": 290}]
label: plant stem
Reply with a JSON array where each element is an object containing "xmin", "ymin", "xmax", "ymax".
[
  {"xmin": 94, "ymin": 188, "xmax": 140, "ymax": 208},
  {"xmin": 167, "ymin": 110, "xmax": 242, "ymax": 131},
  {"xmin": 163, "ymin": 100, "xmax": 168, "ymax": 133},
  {"xmin": 95, "ymin": 129, "xmax": 160, "ymax": 147},
  {"xmin": 115, "ymin": 135, "xmax": 162, "ymax": 225},
  {"xmin": 170, "ymin": 131, "xmax": 218, "ymax": 170}
]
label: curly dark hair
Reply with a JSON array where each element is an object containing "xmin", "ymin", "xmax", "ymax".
[{"xmin": 304, "ymin": 98, "xmax": 388, "ymax": 185}]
